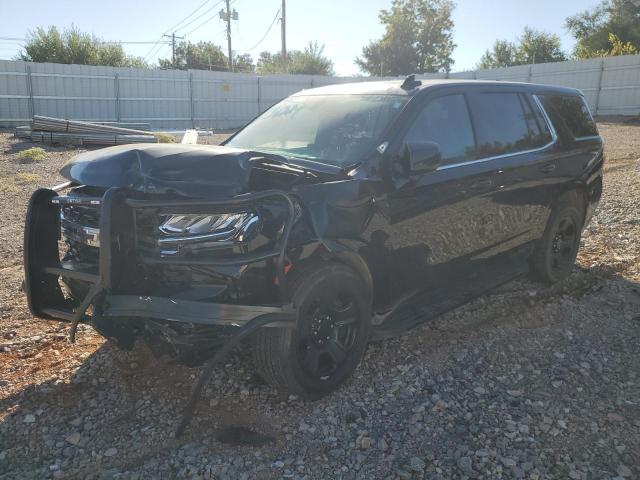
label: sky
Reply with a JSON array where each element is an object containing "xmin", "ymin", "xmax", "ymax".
[{"xmin": 0, "ymin": 0, "xmax": 600, "ymax": 75}]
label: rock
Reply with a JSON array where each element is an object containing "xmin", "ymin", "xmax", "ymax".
[
  {"xmin": 617, "ymin": 465, "xmax": 632, "ymax": 477},
  {"xmin": 104, "ymin": 448, "xmax": 118, "ymax": 457},
  {"xmin": 458, "ymin": 456, "xmax": 473, "ymax": 473},
  {"xmin": 273, "ymin": 460, "xmax": 285, "ymax": 468},
  {"xmin": 359, "ymin": 436, "xmax": 372, "ymax": 449},
  {"xmin": 23, "ymin": 414, "xmax": 36, "ymax": 424},
  {"xmin": 608, "ymin": 413, "xmax": 625, "ymax": 422},
  {"xmin": 65, "ymin": 432, "xmax": 81, "ymax": 445},
  {"xmin": 409, "ymin": 456, "xmax": 426, "ymax": 472},
  {"xmin": 378, "ymin": 438, "xmax": 389, "ymax": 451}
]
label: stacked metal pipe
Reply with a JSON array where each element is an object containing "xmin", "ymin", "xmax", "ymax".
[{"xmin": 15, "ymin": 116, "xmax": 157, "ymax": 146}]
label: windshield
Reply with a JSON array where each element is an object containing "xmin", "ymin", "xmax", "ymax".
[{"xmin": 226, "ymin": 94, "xmax": 407, "ymax": 166}]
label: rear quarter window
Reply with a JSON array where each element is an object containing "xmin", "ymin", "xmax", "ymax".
[
  {"xmin": 467, "ymin": 92, "xmax": 552, "ymax": 158},
  {"xmin": 538, "ymin": 94, "xmax": 598, "ymax": 139}
]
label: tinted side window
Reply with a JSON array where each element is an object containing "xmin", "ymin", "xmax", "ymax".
[
  {"xmin": 468, "ymin": 92, "xmax": 545, "ymax": 158},
  {"xmin": 405, "ymin": 94, "xmax": 475, "ymax": 165},
  {"xmin": 539, "ymin": 94, "xmax": 598, "ymax": 139},
  {"xmin": 523, "ymin": 95, "xmax": 553, "ymax": 148}
]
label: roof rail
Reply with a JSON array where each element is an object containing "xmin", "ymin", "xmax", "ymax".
[{"xmin": 400, "ymin": 74, "xmax": 422, "ymax": 90}]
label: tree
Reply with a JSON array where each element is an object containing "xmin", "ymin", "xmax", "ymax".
[
  {"xmin": 256, "ymin": 41, "xmax": 334, "ymax": 75},
  {"xmin": 478, "ymin": 40, "xmax": 518, "ymax": 69},
  {"xmin": 158, "ymin": 41, "xmax": 254, "ymax": 72},
  {"xmin": 355, "ymin": 0, "xmax": 456, "ymax": 76},
  {"xmin": 233, "ymin": 53, "xmax": 255, "ymax": 73},
  {"xmin": 516, "ymin": 27, "xmax": 567, "ymax": 64},
  {"xmin": 476, "ymin": 27, "xmax": 566, "ymax": 69},
  {"xmin": 566, "ymin": 0, "xmax": 640, "ymax": 58},
  {"xmin": 19, "ymin": 26, "xmax": 147, "ymax": 67},
  {"xmin": 158, "ymin": 41, "xmax": 227, "ymax": 70}
]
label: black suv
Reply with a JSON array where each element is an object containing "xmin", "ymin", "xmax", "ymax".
[{"xmin": 25, "ymin": 76, "xmax": 603, "ymax": 401}]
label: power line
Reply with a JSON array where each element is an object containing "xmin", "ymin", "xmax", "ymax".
[
  {"xmin": 173, "ymin": 1, "xmax": 225, "ymax": 35},
  {"xmin": 240, "ymin": 8, "xmax": 280, "ymax": 53},
  {"xmin": 163, "ymin": 0, "xmax": 213, "ymax": 34},
  {"xmin": 144, "ymin": 0, "xmax": 221, "ymax": 62},
  {"xmin": 182, "ymin": 12, "xmax": 221, "ymax": 37}
]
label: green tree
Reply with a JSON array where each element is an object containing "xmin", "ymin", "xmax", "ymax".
[
  {"xmin": 158, "ymin": 41, "xmax": 254, "ymax": 72},
  {"xmin": 355, "ymin": 0, "xmax": 456, "ymax": 76},
  {"xmin": 566, "ymin": 0, "xmax": 640, "ymax": 58},
  {"xmin": 478, "ymin": 40, "xmax": 518, "ymax": 69},
  {"xmin": 256, "ymin": 41, "xmax": 334, "ymax": 75},
  {"xmin": 516, "ymin": 27, "xmax": 567, "ymax": 64},
  {"xmin": 158, "ymin": 41, "xmax": 227, "ymax": 70},
  {"xmin": 477, "ymin": 27, "xmax": 566, "ymax": 69},
  {"xmin": 19, "ymin": 26, "xmax": 147, "ymax": 67}
]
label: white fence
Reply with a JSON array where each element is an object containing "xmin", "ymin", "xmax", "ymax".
[{"xmin": 1, "ymin": 55, "xmax": 640, "ymax": 130}]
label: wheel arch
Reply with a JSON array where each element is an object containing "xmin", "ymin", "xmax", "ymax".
[
  {"xmin": 555, "ymin": 183, "xmax": 589, "ymax": 225},
  {"xmin": 290, "ymin": 240, "xmax": 374, "ymax": 305}
]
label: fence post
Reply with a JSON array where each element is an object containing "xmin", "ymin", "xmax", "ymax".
[
  {"xmin": 257, "ymin": 76, "xmax": 261, "ymax": 114},
  {"xmin": 189, "ymin": 72, "xmax": 195, "ymax": 128},
  {"xmin": 527, "ymin": 65, "xmax": 533, "ymax": 83},
  {"xmin": 594, "ymin": 58, "xmax": 605, "ymax": 116},
  {"xmin": 25, "ymin": 65, "xmax": 34, "ymax": 118},
  {"xmin": 114, "ymin": 73, "xmax": 121, "ymax": 122}
]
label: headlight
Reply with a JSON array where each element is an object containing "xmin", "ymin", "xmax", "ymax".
[{"xmin": 158, "ymin": 212, "xmax": 260, "ymax": 255}]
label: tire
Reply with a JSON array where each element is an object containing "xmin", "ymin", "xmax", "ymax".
[
  {"xmin": 530, "ymin": 203, "xmax": 583, "ymax": 283},
  {"xmin": 251, "ymin": 262, "xmax": 372, "ymax": 398}
]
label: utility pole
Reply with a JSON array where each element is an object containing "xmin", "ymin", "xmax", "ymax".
[
  {"xmin": 163, "ymin": 32, "xmax": 184, "ymax": 69},
  {"xmin": 281, "ymin": 0, "xmax": 287, "ymax": 63},
  {"xmin": 220, "ymin": 0, "xmax": 238, "ymax": 72}
]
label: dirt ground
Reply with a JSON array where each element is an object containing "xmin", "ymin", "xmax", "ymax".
[{"xmin": 0, "ymin": 123, "xmax": 639, "ymax": 479}]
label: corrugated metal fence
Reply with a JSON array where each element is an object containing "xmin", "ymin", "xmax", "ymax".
[{"xmin": 1, "ymin": 55, "xmax": 640, "ymax": 129}]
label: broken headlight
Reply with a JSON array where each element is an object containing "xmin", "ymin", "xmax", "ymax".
[{"xmin": 157, "ymin": 212, "xmax": 260, "ymax": 255}]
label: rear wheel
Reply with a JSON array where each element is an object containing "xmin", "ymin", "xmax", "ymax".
[
  {"xmin": 530, "ymin": 203, "xmax": 583, "ymax": 283},
  {"xmin": 251, "ymin": 263, "xmax": 371, "ymax": 398}
]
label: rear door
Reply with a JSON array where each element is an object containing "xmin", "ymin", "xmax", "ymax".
[{"xmin": 463, "ymin": 89, "xmax": 558, "ymax": 261}]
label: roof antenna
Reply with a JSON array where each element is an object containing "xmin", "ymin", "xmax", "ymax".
[{"xmin": 401, "ymin": 74, "xmax": 422, "ymax": 90}]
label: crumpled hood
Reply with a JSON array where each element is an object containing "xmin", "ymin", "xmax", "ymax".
[{"xmin": 60, "ymin": 143, "xmax": 256, "ymax": 198}]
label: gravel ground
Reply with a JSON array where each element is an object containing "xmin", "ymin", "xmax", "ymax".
[{"xmin": 0, "ymin": 122, "xmax": 639, "ymax": 480}]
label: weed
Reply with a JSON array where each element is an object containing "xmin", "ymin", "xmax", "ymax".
[
  {"xmin": 17, "ymin": 147, "xmax": 47, "ymax": 163},
  {"xmin": 15, "ymin": 172, "xmax": 40, "ymax": 184},
  {"xmin": 153, "ymin": 132, "xmax": 176, "ymax": 143}
]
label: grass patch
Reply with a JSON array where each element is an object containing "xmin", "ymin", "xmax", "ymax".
[
  {"xmin": 15, "ymin": 172, "xmax": 40, "ymax": 184},
  {"xmin": 0, "ymin": 177, "xmax": 19, "ymax": 193},
  {"xmin": 153, "ymin": 132, "xmax": 176, "ymax": 143},
  {"xmin": 18, "ymin": 147, "xmax": 47, "ymax": 163}
]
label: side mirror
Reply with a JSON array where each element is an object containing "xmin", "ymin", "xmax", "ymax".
[{"xmin": 405, "ymin": 141, "xmax": 442, "ymax": 174}]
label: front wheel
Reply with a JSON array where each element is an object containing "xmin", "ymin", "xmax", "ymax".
[
  {"xmin": 530, "ymin": 203, "xmax": 583, "ymax": 283},
  {"xmin": 251, "ymin": 263, "xmax": 371, "ymax": 398}
]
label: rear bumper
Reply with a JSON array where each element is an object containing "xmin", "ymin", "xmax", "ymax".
[{"xmin": 24, "ymin": 187, "xmax": 296, "ymax": 332}]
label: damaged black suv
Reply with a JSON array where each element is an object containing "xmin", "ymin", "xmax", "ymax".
[{"xmin": 25, "ymin": 76, "xmax": 603, "ymax": 399}]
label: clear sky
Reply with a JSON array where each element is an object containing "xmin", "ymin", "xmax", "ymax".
[{"xmin": 0, "ymin": 0, "xmax": 600, "ymax": 75}]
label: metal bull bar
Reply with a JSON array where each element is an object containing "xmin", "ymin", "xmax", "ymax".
[{"xmin": 24, "ymin": 186, "xmax": 298, "ymax": 435}]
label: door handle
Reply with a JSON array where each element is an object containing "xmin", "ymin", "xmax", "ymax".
[
  {"xmin": 539, "ymin": 163, "xmax": 557, "ymax": 174},
  {"xmin": 470, "ymin": 178, "xmax": 493, "ymax": 191}
]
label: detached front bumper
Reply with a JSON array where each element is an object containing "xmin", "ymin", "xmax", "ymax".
[{"xmin": 24, "ymin": 187, "xmax": 296, "ymax": 337}]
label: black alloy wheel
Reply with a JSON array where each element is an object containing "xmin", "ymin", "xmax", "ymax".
[
  {"xmin": 530, "ymin": 203, "xmax": 583, "ymax": 283},
  {"xmin": 297, "ymin": 289, "xmax": 360, "ymax": 379},
  {"xmin": 251, "ymin": 262, "xmax": 371, "ymax": 398}
]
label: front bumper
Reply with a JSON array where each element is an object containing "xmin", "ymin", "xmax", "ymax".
[{"xmin": 24, "ymin": 187, "xmax": 297, "ymax": 336}]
